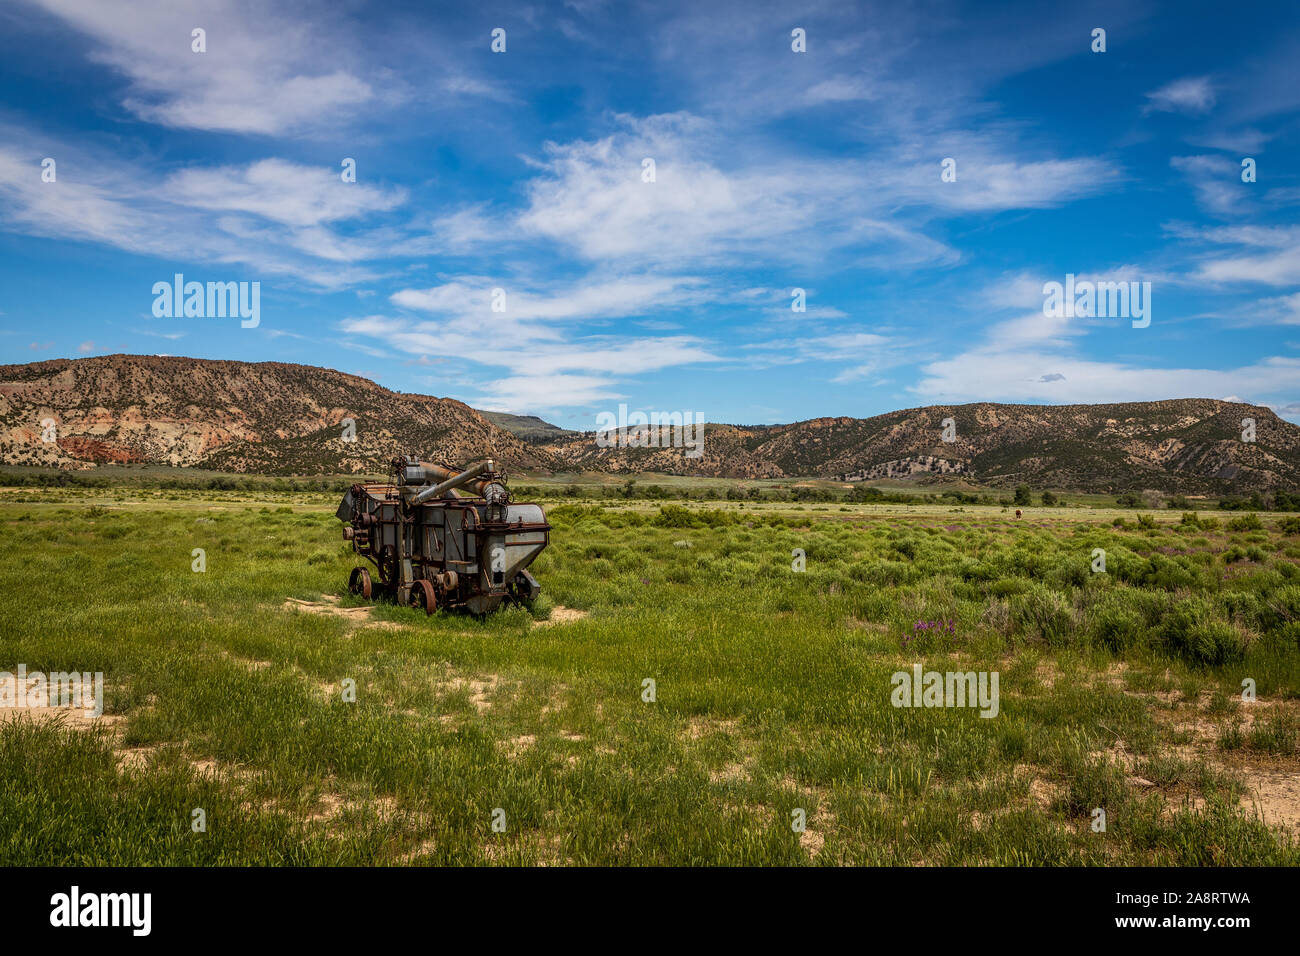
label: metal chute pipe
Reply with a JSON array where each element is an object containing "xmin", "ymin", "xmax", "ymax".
[{"xmin": 411, "ymin": 459, "xmax": 496, "ymax": 505}]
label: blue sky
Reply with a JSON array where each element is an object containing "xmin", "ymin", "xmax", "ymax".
[{"xmin": 1, "ymin": 0, "xmax": 1298, "ymax": 429}]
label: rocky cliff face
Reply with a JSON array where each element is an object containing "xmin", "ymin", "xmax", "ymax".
[
  {"xmin": 534, "ymin": 401, "xmax": 1300, "ymax": 492},
  {"xmin": 3, "ymin": 355, "xmax": 1296, "ymax": 492},
  {"xmin": 0, "ymin": 355, "xmax": 542, "ymax": 474}
]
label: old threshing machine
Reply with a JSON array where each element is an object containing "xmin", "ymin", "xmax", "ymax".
[{"xmin": 337, "ymin": 457, "xmax": 550, "ymax": 614}]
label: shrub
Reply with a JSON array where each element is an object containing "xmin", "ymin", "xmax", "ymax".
[
  {"xmin": 1011, "ymin": 585, "xmax": 1073, "ymax": 646},
  {"xmin": 1227, "ymin": 513, "xmax": 1264, "ymax": 532},
  {"xmin": 1275, "ymin": 621, "xmax": 1300, "ymax": 651},
  {"xmin": 1141, "ymin": 554, "xmax": 1200, "ymax": 591},
  {"xmin": 1267, "ymin": 585, "xmax": 1300, "ymax": 628},
  {"xmin": 1220, "ymin": 590, "xmax": 1266, "ymax": 630},
  {"xmin": 651, "ymin": 505, "xmax": 704, "ymax": 528},
  {"xmin": 1158, "ymin": 601, "xmax": 1244, "ymax": 666},
  {"xmin": 1089, "ymin": 601, "xmax": 1145, "ymax": 652}
]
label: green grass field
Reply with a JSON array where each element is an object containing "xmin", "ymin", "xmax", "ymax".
[{"xmin": 2, "ymin": 485, "xmax": 1298, "ymax": 865}]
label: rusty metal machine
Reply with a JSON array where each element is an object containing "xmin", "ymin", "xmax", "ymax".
[{"xmin": 337, "ymin": 457, "xmax": 550, "ymax": 614}]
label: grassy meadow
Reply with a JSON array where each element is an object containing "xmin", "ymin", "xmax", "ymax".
[{"xmin": 1, "ymin": 484, "xmax": 1299, "ymax": 865}]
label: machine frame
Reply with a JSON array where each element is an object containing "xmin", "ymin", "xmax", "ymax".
[{"xmin": 337, "ymin": 456, "xmax": 551, "ymax": 614}]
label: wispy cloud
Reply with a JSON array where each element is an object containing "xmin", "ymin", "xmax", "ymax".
[
  {"xmin": 1177, "ymin": 225, "xmax": 1300, "ymax": 287},
  {"xmin": 342, "ymin": 310, "xmax": 719, "ymax": 411},
  {"xmin": 433, "ymin": 113, "xmax": 1118, "ymax": 273},
  {"xmin": 20, "ymin": 0, "xmax": 378, "ymax": 135},
  {"xmin": 916, "ymin": 349, "xmax": 1300, "ymax": 407},
  {"xmin": 0, "ymin": 135, "xmax": 403, "ymax": 289},
  {"xmin": 1171, "ymin": 155, "xmax": 1252, "ymax": 218},
  {"xmin": 1144, "ymin": 76, "xmax": 1216, "ymax": 115}
]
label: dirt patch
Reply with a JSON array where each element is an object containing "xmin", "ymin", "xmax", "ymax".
[
  {"xmin": 683, "ymin": 716, "xmax": 740, "ymax": 741},
  {"xmin": 306, "ymin": 789, "xmax": 399, "ymax": 824},
  {"xmin": 1119, "ymin": 690, "xmax": 1300, "ymax": 831},
  {"xmin": 708, "ymin": 761, "xmax": 750, "ymax": 784},
  {"xmin": 800, "ymin": 826, "xmax": 826, "ymax": 858},
  {"xmin": 1240, "ymin": 768, "xmax": 1300, "ymax": 832},
  {"xmin": 442, "ymin": 674, "xmax": 502, "ymax": 713},
  {"xmin": 283, "ymin": 595, "xmax": 375, "ymax": 623},
  {"xmin": 1091, "ymin": 738, "xmax": 1138, "ymax": 774},
  {"xmin": 223, "ymin": 654, "xmax": 273, "ymax": 671},
  {"xmin": 1034, "ymin": 660, "xmax": 1059, "ymax": 690},
  {"xmin": 1028, "ymin": 777, "xmax": 1060, "ymax": 810},
  {"xmin": 0, "ymin": 674, "xmax": 121, "ymax": 731},
  {"xmin": 398, "ymin": 838, "xmax": 441, "ymax": 864},
  {"xmin": 116, "ymin": 744, "xmax": 164, "ymax": 772},
  {"xmin": 0, "ymin": 676, "xmax": 243, "ymax": 781},
  {"xmin": 503, "ymin": 734, "xmax": 536, "ymax": 758},
  {"xmin": 362, "ymin": 620, "xmax": 406, "ymax": 631},
  {"xmin": 1097, "ymin": 661, "xmax": 1130, "ymax": 691},
  {"xmin": 283, "ymin": 595, "xmax": 410, "ymax": 633},
  {"xmin": 115, "ymin": 744, "xmax": 240, "ymax": 783},
  {"xmin": 481, "ymin": 831, "xmax": 567, "ymax": 866},
  {"xmin": 307, "ymin": 791, "xmax": 346, "ymax": 822},
  {"xmin": 1015, "ymin": 765, "xmax": 1062, "ymax": 811},
  {"xmin": 533, "ymin": 605, "xmax": 589, "ymax": 627},
  {"xmin": 697, "ymin": 719, "xmax": 754, "ymax": 784}
]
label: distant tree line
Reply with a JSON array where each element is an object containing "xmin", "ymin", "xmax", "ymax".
[
  {"xmin": 6, "ymin": 466, "xmax": 1296, "ymax": 509},
  {"xmin": 0, "ymin": 470, "xmax": 356, "ymax": 493},
  {"xmin": 1110, "ymin": 489, "xmax": 1300, "ymax": 511}
]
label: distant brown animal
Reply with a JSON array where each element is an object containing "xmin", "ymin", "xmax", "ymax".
[{"xmin": 1015, "ymin": 509, "xmax": 1022, "ymax": 519}]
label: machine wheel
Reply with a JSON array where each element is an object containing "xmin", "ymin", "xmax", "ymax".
[
  {"xmin": 410, "ymin": 579, "xmax": 436, "ymax": 616},
  {"xmin": 348, "ymin": 567, "xmax": 373, "ymax": 599}
]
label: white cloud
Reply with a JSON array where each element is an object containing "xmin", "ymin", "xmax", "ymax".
[
  {"xmin": 22, "ymin": 0, "xmax": 376, "ymax": 135},
  {"xmin": 740, "ymin": 329, "xmax": 909, "ymax": 384},
  {"xmin": 1198, "ymin": 247, "xmax": 1300, "ymax": 286},
  {"xmin": 913, "ymin": 262, "xmax": 1300, "ymax": 409},
  {"xmin": 431, "ymin": 113, "xmax": 1116, "ymax": 271},
  {"xmin": 981, "ymin": 267, "xmax": 1172, "ymax": 324},
  {"xmin": 1187, "ymin": 127, "xmax": 1271, "ymax": 154},
  {"xmin": 915, "ymin": 350, "xmax": 1300, "ymax": 407},
  {"xmin": 0, "ymin": 135, "xmax": 402, "ymax": 289},
  {"xmin": 341, "ymin": 288, "xmax": 720, "ymax": 411},
  {"xmin": 909, "ymin": 249, "xmax": 1300, "ymax": 410},
  {"xmin": 1181, "ymin": 225, "xmax": 1300, "ymax": 287},
  {"xmin": 474, "ymin": 373, "xmax": 620, "ymax": 412},
  {"xmin": 1171, "ymin": 155, "xmax": 1251, "ymax": 218},
  {"xmin": 1144, "ymin": 76, "xmax": 1216, "ymax": 115},
  {"xmin": 920, "ymin": 158, "xmax": 1120, "ymax": 212},
  {"xmin": 1242, "ymin": 292, "xmax": 1300, "ymax": 325},
  {"xmin": 804, "ymin": 74, "xmax": 880, "ymax": 105},
  {"xmin": 163, "ymin": 160, "xmax": 406, "ymax": 228},
  {"xmin": 390, "ymin": 275, "xmax": 710, "ymax": 330}
]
